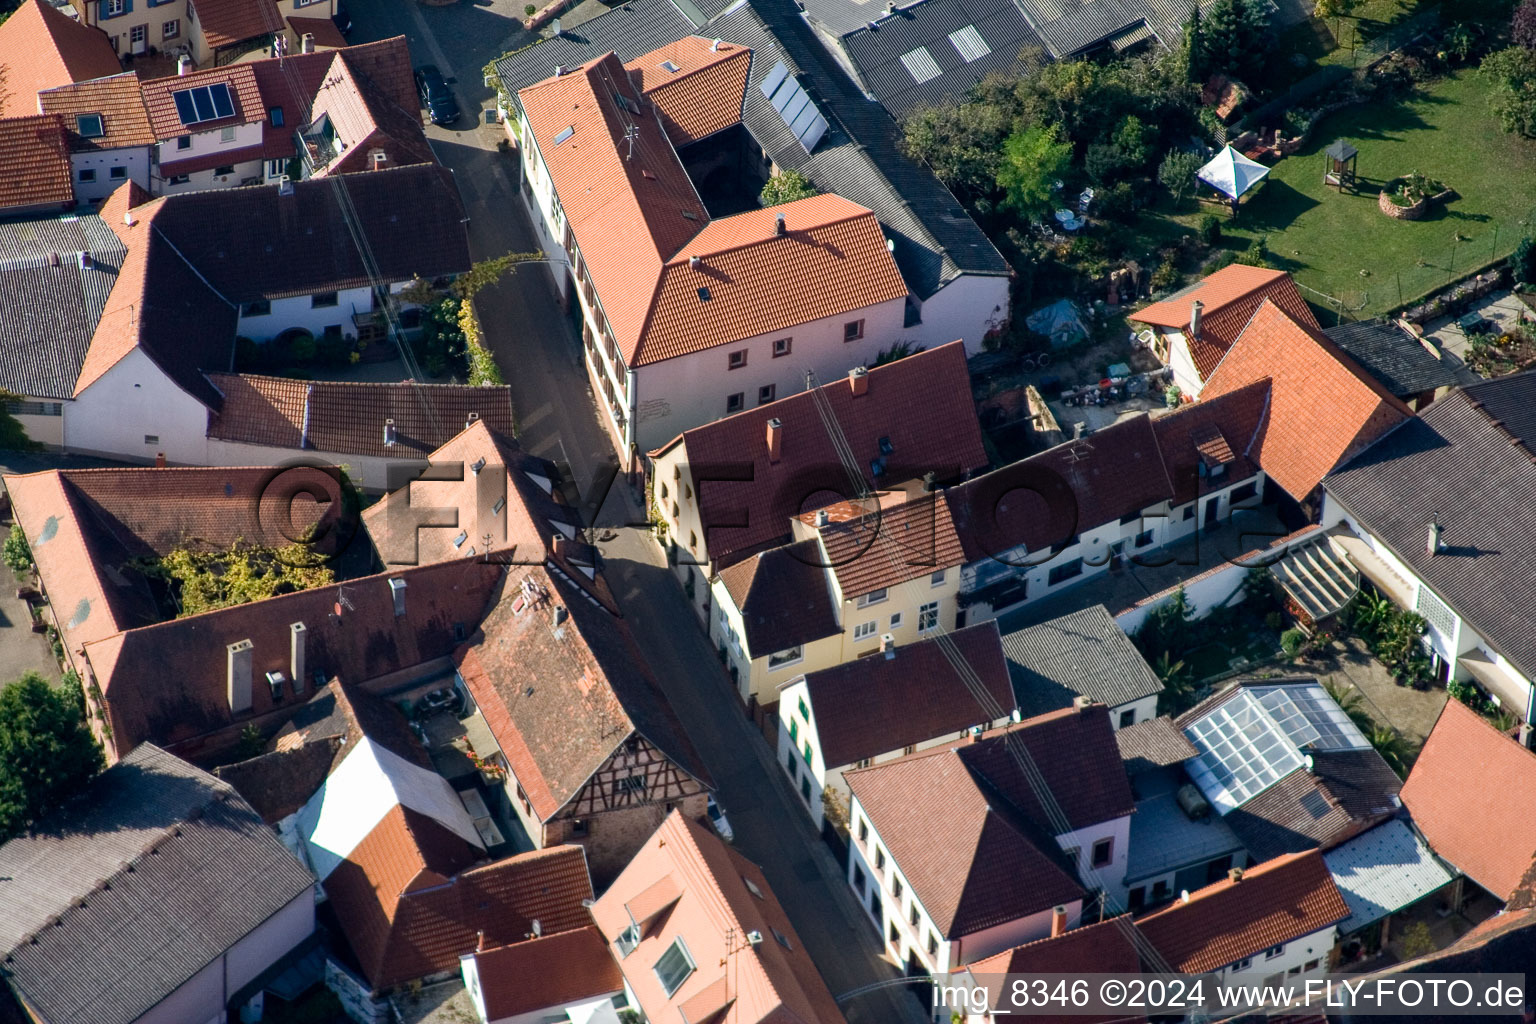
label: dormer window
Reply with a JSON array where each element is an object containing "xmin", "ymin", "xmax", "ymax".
[{"xmin": 76, "ymin": 114, "xmax": 104, "ymax": 138}]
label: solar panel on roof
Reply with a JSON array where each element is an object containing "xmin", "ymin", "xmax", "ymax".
[
  {"xmin": 209, "ymin": 83, "xmax": 234, "ymax": 119},
  {"xmin": 949, "ymin": 25, "xmax": 992, "ymax": 62},
  {"xmin": 900, "ymin": 47, "xmax": 943, "ymax": 84},
  {"xmin": 173, "ymin": 82, "xmax": 237, "ymax": 127},
  {"xmin": 173, "ymin": 90, "xmax": 197, "ymax": 125},
  {"xmin": 758, "ymin": 60, "xmax": 828, "ymax": 154}
]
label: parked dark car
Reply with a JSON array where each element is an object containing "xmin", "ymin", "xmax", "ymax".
[
  {"xmin": 332, "ymin": 2, "xmax": 352, "ymax": 35},
  {"xmin": 414, "ymin": 64, "xmax": 460, "ymax": 125}
]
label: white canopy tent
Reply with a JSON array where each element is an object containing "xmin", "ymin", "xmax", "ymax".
[{"xmin": 1197, "ymin": 145, "xmax": 1270, "ymax": 213}]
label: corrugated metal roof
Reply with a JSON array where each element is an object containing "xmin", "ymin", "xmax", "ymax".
[
  {"xmin": 1001, "ymin": 604, "xmax": 1165, "ymax": 715},
  {"xmin": 0, "ymin": 744, "xmax": 315, "ymax": 1024},
  {"xmin": 1014, "ymin": 0, "xmax": 1189, "ymax": 58},
  {"xmin": 0, "ymin": 211, "xmax": 125, "ymax": 399},
  {"xmin": 1324, "ymin": 819, "xmax": 1455, "ymax": 934}
]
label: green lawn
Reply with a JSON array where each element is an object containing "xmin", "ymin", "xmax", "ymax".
[{"xmin": 1167, "ymin": 72, "xmax": 1536, "ymax": 316}]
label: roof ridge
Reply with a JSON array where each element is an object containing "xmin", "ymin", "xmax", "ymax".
[
  {"xmin": 1138, "ymin": 848, "xmax": 1314, "ymax": 918},
  {"xmin": 632, "ymin": 37, "xmax": 749, "ymax": 89},
  {"xmin": 674, "ymin": 201, "xmax": 873, "ymax": 263}
]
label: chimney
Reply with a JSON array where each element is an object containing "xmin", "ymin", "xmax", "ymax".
[
  {"xmin": 1427, "ymin": 519, "xmax": 1443, "ymax": 556},
  {"xmin": 278, "ymin": 175, "xmax": 295, "ymax": 197},
  {"xmin": 389, "ymin": 577, "xmax": 407, "ymax": 617},
  {"xmin": 711, "ymin": 37, "xmax": 722, "ymax": 51},
  {"xmin": 48, "ymin": 252, "xmax": 59, "ymax": 267},
  {"xmin": 177, "ymin": 54, "xmax": 192, "ymax": 76},
  {"xmin": 553, "ymin": 605, "xmax": 569, "ymax": 627},
  {"xmin": 1050, "ymin": 906, "xmax": 1067, "ymax": 938},
  {"xmin": 1519, "ymin": 722, "xmax": 1534, "ymax": 749},
  {"xmin": 227, "ymin": 639, "xmax": 254, "ymax": 715},
  {"xmin": 880, "ymin": 633, "xmax": 896, "ymax": 659},
  {"xmin": 922, "ymin": 471, "xmax": 937, "ymax": 493},
  {"xmin": 123, "ymin": 209, "xmax": 136, "ymax": 227},
  {"xmin": 290, "ymin": 622, "xmax": 307, "ymax": 693},
  {"xmin": 774, "ymin": 212, "xmax": 786, "ymax": 236},
  {"xmin": 1228, "ymin": 866, "xmax": 1244, "ymax": 883},
  {"xmin": 300, "ymin": 31, "xmax": 315, "ymax": 53},
  {"xmin": 848, "ymin": 365, "xmax": 869, "ymax": 397},
  {"xmin": 766, "ymin": 417, "xmax": 783, "ymax": 464},
  {"xmin": 383, "ymin": 418, "xmax": 397, "ymax": 447},
  {"xmin": 1073, "ymin": 695, "xmax": 1093, "ymax": 712},
  {"xmin": 1072, "ymin": 421, "xmax": 1088, "ymax": 440},
  {"xmin": 552, "ymin": 535, "xmax": 571, "ymax": 562},
  {"xmin": 77, "ymin": 251, "xmax": 93, "ymax": 270},
  {"xmin": 466, "ymin": 411, "xmax": 480, "ymax": 429},
  {"xmin": 476, "ymin": 930, "xmax": 488, "ymax": 953},
  {"xmin": 369, "ymin": 148, "xmax": 388, "ymax": 170},
  {"xmin": 689, "ymin": 255, "xmax": 702, "ymax": 270},
  {"xmin": 1189, "ymin": 299, "xmax": 1203, "ymax": 340},
  {"xmin": 531, "ymin": 919, "xmax": 542, "ymax": 938},
  {"xmin": 154, "ymin": 452, "xmax": 166, "ymax": 468},
  {"xmin": 470, "ymin": 457, "xmax": 486, "ymax": 476},
  {"xmin": 814, "ymin": 508, "xmax": 829, "ymax": 528}
]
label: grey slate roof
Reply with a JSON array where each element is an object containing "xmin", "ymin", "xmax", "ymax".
[
  {"xmin": 0, "ymin": 211, "xmax": 126, "ymax": 400},
  {"xmin": 0, "ymin": 744, "xmax": 316, "ymax": 1024},
  {"xmin": 1324, "ymin": 374, "xmax": 1536, "ymax": 682},
  {"xmin": 492, "ymin": 0, "xmax": 1009, "ymax": 300},
  {"xmin": 1115, "ymin": 714, "xmax": 1196, "ymax": 774},
  {"xmin": 833, "ymin": 0, "xmax": 1044, "ymax": 119},
  {"xmin": 1001, "ymin": 604, "xmax": 1164, "ymax": 717},
  {"xmin": 1014, "ymin": 0, "xmax": 1191, "ymax": 58},
  {"xmin": 1323, "ymin": 319, "xmax": 1466, "ymax": 398}
]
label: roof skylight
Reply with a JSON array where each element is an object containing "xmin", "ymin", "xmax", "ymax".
[
  {"xmin": 899, "ymin": 47, "xmax": 943, "ymax": 85},
  {"xmin": 76, "ymin": 113, "xmax": 104, "ymax": 138},
  {"xmin": 949, "ymin": 25, "xmax": 991, "ymax": 62},
  {"xmin": 554, "ymin": 125, "xmax": 575, "ymax": 145}
]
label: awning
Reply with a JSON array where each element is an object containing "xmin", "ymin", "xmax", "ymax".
[
  {"xmin": 1275, "ymin": 535, "xmax": 1358, "ymax": 622},
  {"xmin": 1197, "ymin": 145, "xmax": 1270, "ymax": 201},
  {"xmin": 1109, "ymin": 21, "xmax": 1156, "ymax": 52},
  {"xmin": 1324, "ymin": 819, "xmax": 1454, "ymax": 934},
  {"xmin": 1459, "ymin": 649, "xmax": 1532, "ymax": 721},
  {"xmin": 1328, "ymin": 528, "xmax": 1416, "ymax": 608}
]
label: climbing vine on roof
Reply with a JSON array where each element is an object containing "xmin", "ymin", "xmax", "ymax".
[{"xmin": 130, "ymin": 540, "xmax": 334, "ymax": 618}]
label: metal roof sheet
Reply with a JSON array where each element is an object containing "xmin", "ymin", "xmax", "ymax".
[{"xmin": 1324, "ymin": 819, "xmax": 1454, "ymax": 934}]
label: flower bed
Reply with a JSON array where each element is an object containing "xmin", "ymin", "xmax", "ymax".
[{"xmin": 1378, "ymin": 172, "xmax": 1453, "ymax": 220}]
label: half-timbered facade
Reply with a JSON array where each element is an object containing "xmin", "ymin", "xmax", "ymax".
[{"xmin": 455, "ymin": 564, "xmax": 712, "ymax": 885}]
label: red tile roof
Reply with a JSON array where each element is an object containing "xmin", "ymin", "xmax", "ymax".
[
  {"xmin": 1150, "ymin": 379, "xmax": 1270, "ymax": 506},
  {"xmin": 966, "ymin": 918, "xmax": 1144, "ymax": 1024},
  {"xmin": 453, "ymin": 565, "xmax": 710, "ymax": 822},
  {"xmin": 325, "ymin": 824, "xmax": 594, "ymax": 990},
  {"xmin": 1199, "ymin": 300, "xmax": 1410, "ymax": 502},
  {"xmin": 591, "ymin": 811, "xmax": 849, "ymax": 1024},
  {"xmin": 518, "ymin": 56, "xmax": 907, "ymax": 368},
  {"xmin": 469, "ymin": 927, "xmax": 622, "ymax": 1020},
  {"xmin": 623, "ymin": 36, "xmax": 750, "ymax": 146},
  {"xmin": 37, "ymin": 72, "xmax": 154, "ymax": 151},
  {"xmin": 1130, "ymin": 266, "xmax": 1319, "ymax": 379},
  {"xmin": 717, "ymin": 539, "xmax": 842, "ymax": 654},
  {"xmin": 245, "ymin": 38, "xmax": 420, "ymax": 162},
  {"xmin": 1401, "ymin": 699, "xmax": 1536, "ymax": 901},
  {"xmin": 1134, "ymin": 850, "xmax": 1350, "ymax": 973},
  {"xmin": 0, "ymin": 114, "xmax": 73, "ymax": 210},
  {"xmin": 800, "ymin": 488, "xmax": 966, "ymax": 598},
  {"xmin": 287, "ymin": 15, "xmax": 348, "ymax": 49},
  {"xmin": 656, "ymin": 342, "xmax": 986, "ymax": 571},
  {"xmin": 140, "ymin": 63, "xmax": 264, "ymax": 139},
  {"xmin": 798, "ymin": 622, "xmax": 1013, "ymax": 768},
  {"xmin": 191, "ymin": 0, "xmax": 285, "ymax": 51},
  {"xmin": 0, "ymin": 0, "xmax": 121, "ymax": 118},
  {"xmin": 205, "ymin": 373, "xmax": 516, "ymax": 458},
  {"xmin": 846, "ymin": 743, "xmax": 1084, "ymax": 939},
  {"xmin": 303, "ymin": 51, "xmax": 435, "ymax": 175}
]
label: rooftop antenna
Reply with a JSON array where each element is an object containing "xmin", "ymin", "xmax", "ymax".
[
  {"xmin": 335, "ymin": 585, "xmax": 357, "ymax": 612},
  {"xmin": 623, "ymin": 122, "xmax": 638, "ymax": 160}
]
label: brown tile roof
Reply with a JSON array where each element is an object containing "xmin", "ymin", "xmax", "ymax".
[
  {"xmin": 802, "ymin": 488, "xmax": 965, "ymax": 598},
  {"xmin": 0, "ymin": 114, "xmax": 73, "ymax": 211},
  {"xmin": 1150, "ymin": 379, "xmax": 1269, "ymax": 507},
  {"xmin": 82, "ymin": 558, "xmax": 506, "ymax": 758},
  {"xmin": 3, "ymin": 464, "xmax": 345, "ymax": 664},
  {"xmin": 798, "ymin": 622, "xmax": 1013, "ymax": 768},
  {"xmin": 140, "ymin": 63, "xmax": 264, "ymax": 139},
  {"xmin": 966, "ymin": 918, "xmax": 1145, "ymax": 1024},
  {"xmin": 1115, "ymin": 715, "xmax": 1197, "ymax": 774},
  {"xmin": 1130, "ymin": 266, "xmax": 1319, "ymax": 379},
  {"xmin": 1221, "ymin": 751, "xmax": 1401, "ymax": 862},
  {"xmin": 640, "ymin": 194, "xmax": 910, "ymax": 366},
  {"xmin": 717, "ymin": 538, "xmax": 841, "ymax": 654},
  {"xmin": 205, "ymin": 373, "xmax": 516, "ymax": 458},
  {"xmin": 1401, "ymin": 699, "xmax": 1536, "ymax": 901},
  {"xmin": 0, "ymin": 0, "xmax": 121, "ymax": 118},
  {"xmin": 1200, "ymin": 301, "xmax": 1411, "ymax": 502},
  {"xmin": 947, "ymin": 413, "xmax": 1173, "ymax": 563},
  {"xmin": 454, "ymin": 565, "xmax": 710, "ymax": 822},
  {"xmin": 214, "ymin": 734, "xmax": 341, "ymax": 822},
  {"xmin": 304, "ymin": 51, "xmax": 435, "ymax": 175},
  {"xmin": 469, "ymin": 927, "xmax": 622, "ymax": 1020},
  {"xmin": 518, "ymin": 56, "xmax": 906, "ymax": 368},
  {"xmin": 37, "ymin": 72, "xmax": 154, "ymax": 151},
  {"xmin": 142, "ymin": 163, "xmax": 470, "ymax": 301},
  {"xmin": 245, "ymin": 38, "xmax": 420, "ymax": 161},
  {"xmin": 326, "ymin": 819, "xmax": 593, "ymax": 990},
  {"xmin": 287, "ymin": 15, "xmax": 349, "ymax": 49},
  {"xmin": 659, "ymin": 341, "xmax": 985, "ymax": 572},
  {"xmin": 192, "ymin": 0, "xmax": 285, "ymax": 51},
  {"xmin": 1134, "ymin": 850, "xmax": 1350, "ymax": 973},
  {"xmin": 591, "ymin": 812, "xmax": 849, "ymax": 1024},
  {"xmin": 847, "ymin": 744, "xmax": 1084, "ymax": 938},
  {"xmin": 361, "ymin": 420, "xmax": 583, "ymax": 570},
  {"xmin": 623, "ymin": 36, "xmax": 750, "ymax": 146},
  {"xmin": 73, "ymin": 196, "xmax": 236, "ymax": 406}
]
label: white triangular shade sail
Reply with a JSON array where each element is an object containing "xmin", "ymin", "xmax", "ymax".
[{"xmin": 1197, "ymin": 145, "xmax": 1270, "ymax": 200}]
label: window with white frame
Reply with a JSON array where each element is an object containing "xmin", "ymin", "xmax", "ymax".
[
  {"xmin": 930, "ymin": 569, "xmax": 946, "ymax": 586},
  {"xmin": 616, "ymin": 920, "xmax": 640, "ymax": 957},
  {"xmin": 918, "ymin": 602, "xmax": 939, "ymax": 632},
  {"xmin": 856, "ymin": 588, "xmax": 888, "ymax": 608},
  {"xmin": 853, "ymin": 621, "xmax": 877, "ymax": 641},
  {"xmin": 889, "ymin": 612, "xmax": 902, "ymax": 630},
  {"xmin": 653, "ymin": 938, "xmax": 695, "ymax": 996},
  {"xmin": 768, "ymin": 646, "xmax": 803, "ymax": 669}
]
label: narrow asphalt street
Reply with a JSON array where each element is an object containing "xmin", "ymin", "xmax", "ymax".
[{"xmin": 352, "ymin": 3, "xmax": 933, "ymax": 1020}]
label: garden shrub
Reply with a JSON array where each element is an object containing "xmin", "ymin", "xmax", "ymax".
[
  {"xmin": 1197, "ymin": 214, "xmax": 1222, "ymax": 245},
  {"xmin": 1280, "ymin": 628, "xmax": 1306, "ymax": 657}
]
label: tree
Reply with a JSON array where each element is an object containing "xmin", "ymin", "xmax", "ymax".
[
  {"xmin": 1199, "ymin": 0, "xmax": 1271, "ymax": 79},
  {"xmin": 0, "ymin": 672, "xmax": 105, "ymax": 841},
  {"xmin": 3, "ymin": 522, "xmax": 30, "ymax": 574},
  {"xmin": 1235, "ymin": 235, "xmax": 1272, "ymax": 268},
  {"xmin": 1323, "ymin": 679, "xmax": 1375, "ymax": 735},
  {"xmin": 235, "ymin": 723, "xmax": 264, "ymax": 761},
  {"xmin": 872, "ymin": 341, "xmax": 926, "ymax": 366},
  {"xmin": 0, "ymin": 387, "xmax": 36, "ymax": 452},
  {"xmin": 1369, "ymin": 724, "xmax": 1412, "ymax": 778},
  {"xmin": 1158, "ymin": 148, "xmax": 1204, "ymax": 206},
  {"xmin": 1186, "ymin": 1, "xmax": 1208, "ymax": 82},
  {"xmin": 1313, "ymin": 0, "xmax": 1354, "ymax": 19},
  {"xmin": 759, "ymin": 170, "xmax": 819, "ymax": 207},
  {"xmin": 1482, "ymin": 46, "xmax": 1536, "ymax": 137},
  {"xmin": 1517, "ymin": 0, "xmax": 1536, "ymax": 50},
  {"xmin": 996, "ymin": 123, "xmax": 1073, "ymax": 221},
  {"xmin": 901, "ymin": 99, "xmax": 1013, "ymax": 201},
  {"xmin": 1511, "ymin": 235, "xmax": 1536, "ymax": 285}
]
